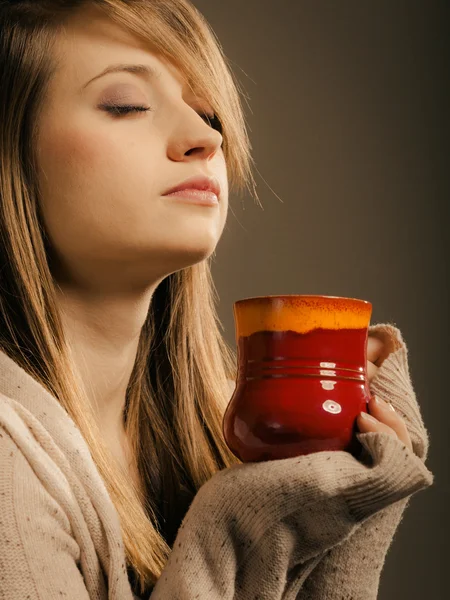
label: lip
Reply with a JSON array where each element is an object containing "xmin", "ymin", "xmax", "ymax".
[{"xmin": 162, "ymin": 175, "xmax": 221, "ymax": 200}]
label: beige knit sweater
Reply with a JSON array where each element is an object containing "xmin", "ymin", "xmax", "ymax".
[{"xmin": 0, "ymin": 323, "xmax": 434, "ymax": 599}]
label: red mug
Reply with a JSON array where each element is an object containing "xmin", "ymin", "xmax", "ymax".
[{"xmin": 222, "ymin": 295, "xmax": 373, "ymax": 462}]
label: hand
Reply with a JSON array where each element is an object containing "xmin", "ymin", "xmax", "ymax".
[{"xmin": 358, "ymin": 335, "xmax": 413, "ymax": 452}]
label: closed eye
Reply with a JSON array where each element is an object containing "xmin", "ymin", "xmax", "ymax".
[
  {"xmin": 99, "ymin": 103, "xmax": 223, "ymax": 136},
  {"xmin": 99, "ymin": 103, "xmax": 153, "ymax": 116},
  {"xmin": 200, "ymin": 113, "xmax": 223, "ymax": 134}
]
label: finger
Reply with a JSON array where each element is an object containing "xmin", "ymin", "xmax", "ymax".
[
  {"xmin": 367, "ymin": 336, "xmax": 385, "ymax": 366},
  {"xmin": 366, "ymin": 359, "xmax": 379, "ymax": 382},
  {"xmin": 357, "ymin": 411, "xmax": 400, "ymax": 441},
  {"xmin": 368, "ymin": 396, "xmax": 413, "ymax": 451}
]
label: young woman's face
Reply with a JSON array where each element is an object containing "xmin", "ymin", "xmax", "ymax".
[{"xmin": 35, "ymin": 7, "xmax": 228, "ymax": 291}]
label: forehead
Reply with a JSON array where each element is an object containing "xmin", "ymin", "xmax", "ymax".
[{"xmin": 52, "ymin": 5, "xmax": 189, "ymax": 96}]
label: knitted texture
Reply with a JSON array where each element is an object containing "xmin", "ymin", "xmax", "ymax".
[
  {"xmin": 0, "ymin": 323, "xmax": 434, "ymax": 599},
  {"xmin": 149, "ymin": 324, "xmax": 433, "ymax": 599},
  {"xmin": 296, "ymin": 322, "xmax": 432, "ymax": 599}
]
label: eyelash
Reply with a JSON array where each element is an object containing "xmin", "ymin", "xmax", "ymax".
[
  {"xmin": 100, "ymin": 103, "xmax": 223, "ymax": 133},
  {"xmin": 201, "ymin": 113, "xmax": 223, "ymax": 134},
  {"xmin": 100, "ymin": 103, "xmax": 153, "ymax": 116}
]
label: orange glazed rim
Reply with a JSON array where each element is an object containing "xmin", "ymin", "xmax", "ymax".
[
  {"xmin": 233, "ymin": 295, "xmax": 372, "ymax": 336},
  {"xmin": 234, "ymin": 294, "xmax": 371, "ymax": 306}
]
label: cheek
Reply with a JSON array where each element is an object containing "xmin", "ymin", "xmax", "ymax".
[
  {"xmin": 39, "ymin": 124, "xmax": 129, "ymax": 185},
  {"xmin": 38, "ymin": 115, "xmax": 157, "ymax": 203},
  {"xmin": 36, "ymin": 123, "xmax": 156, "ymax": 255}
]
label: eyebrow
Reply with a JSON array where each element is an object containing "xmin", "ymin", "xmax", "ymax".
[{"xmin": 82, "ymin": 63, "xmax": 162, "ymax": 89}]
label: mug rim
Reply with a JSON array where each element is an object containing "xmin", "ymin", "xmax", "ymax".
[{"xmin": 234, "ymin": 294, "xmax": 371, "ymax": 305}]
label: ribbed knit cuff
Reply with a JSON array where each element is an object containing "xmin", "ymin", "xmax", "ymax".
[
  {"xmin": 339, "ymin": 431, "xmax": 434, "ymax": 521},
  {"xmin": 155, "ymin": 429, "xmax": 434, "ymax": 600},
  {"xmin": 368, "ymin": 322, "xmax": 431, "ymax": 461}
]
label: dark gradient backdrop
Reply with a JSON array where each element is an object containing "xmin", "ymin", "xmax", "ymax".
[{"xmin": 192, "ymin": 1, "xmax": 449, "ymax": 598}]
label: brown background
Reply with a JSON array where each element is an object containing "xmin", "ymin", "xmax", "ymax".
[{"xmin": 193, "ymin": 0, "xmax": 449, "ymax": 598}]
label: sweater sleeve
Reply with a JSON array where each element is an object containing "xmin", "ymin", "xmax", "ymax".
[
  {"xmin": 149, "ymin": 328, "xmax": 434, "ymax": 600},
  {"xmin": 295, "ymin": 322, "xmax": 433, "ymax": 600},
  {"xmin": 0, "ymin": 425, "xmax": 91, "ymax": 600}
]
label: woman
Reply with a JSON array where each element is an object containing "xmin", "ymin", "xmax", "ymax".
[{"xmin": 0, "ymin": 1, "xmax": 433, "ymax": 599}]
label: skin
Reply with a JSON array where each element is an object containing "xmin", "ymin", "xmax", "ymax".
[
  {"xmin": 34, "ymin": 6, "xmax": 411, "ymax": 480},
  {"xmin": 35, "ymin": 6, "xmax": 227, "ymax": 473},
  {"xmin": 363, "ymin": 336, "xmax": 413, "ymax": 451}
]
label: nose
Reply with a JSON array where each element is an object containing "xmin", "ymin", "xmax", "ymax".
[{"xmin": 167, "ymin": 106, "xmax": 224, "ymax": 162}]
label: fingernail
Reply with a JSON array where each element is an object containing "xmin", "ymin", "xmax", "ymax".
[
  {"xmin": 360, "ymin": 411, "xmax": 377, "ymax": 423},
  {"xmin": 373, "ymin": 395, "xmax": 396, "ymax": 412}
]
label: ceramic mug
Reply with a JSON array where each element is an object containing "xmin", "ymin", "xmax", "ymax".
[{"xmin": 222, "ymin": 295, "xmax": 373, "ymax": 462}]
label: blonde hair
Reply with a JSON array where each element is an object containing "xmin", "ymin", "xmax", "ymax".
[{"xmin": 0, "ymin": 0, "xmax": 259, "ymax": 595}]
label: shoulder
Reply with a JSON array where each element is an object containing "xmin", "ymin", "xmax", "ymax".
[
  {"xmin": 0, "ymin": 401, "xmax": 74, "ymax": 538},
  {"xmin": 1, "ymin": 422, "xmax": 77, "ymax": 549},
  {"xmin": 0, "ymin": 422, "xmax": 88, "ymax": 597}
]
